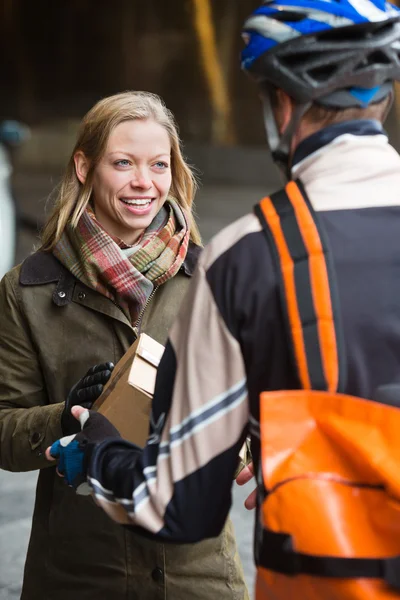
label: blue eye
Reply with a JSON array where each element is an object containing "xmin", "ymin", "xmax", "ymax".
[
  {"xmin": 155, "ymin": 161, "xmax": 168, "ymax": 169},
  {"xmin": 115, "ymin": 159, "xmax": 130, "ymax": 167}
]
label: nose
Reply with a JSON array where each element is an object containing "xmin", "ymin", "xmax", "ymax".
[{"xmin": 130, "ymin": 166, "xmax": 152, "ymax": 190}]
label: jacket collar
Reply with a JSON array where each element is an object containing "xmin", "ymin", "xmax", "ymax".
[
  {"xmin": 290, "ymin": 123, "xmax": 400, "ymax": 213},
  {"xmin": 20, "ymin": 252, "xmax": 76, "ymax": 307},
  {"xmin": 181, "ymin": 241, "xmax": 202, "ymax": 276},
  {"xmin": 291, "ymin": 119, "xmax": 386, "ymax": 171}
]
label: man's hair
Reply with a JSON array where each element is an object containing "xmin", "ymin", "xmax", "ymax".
[
  {"xmin": 303, "ymin": 95, "xmax": 391, "ymax": 127},
  {"xmin": 268, "ymin": 84, "xmax": 391, "ymax": 127}
]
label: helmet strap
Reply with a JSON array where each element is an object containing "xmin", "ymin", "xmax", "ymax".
[
  {"xmin": 261, "ymin": 90, "xmax": 311, "ymax": 180},
  {"xmin": 382, "ymin": 89, "xmax": 394, "ymax": 122}
]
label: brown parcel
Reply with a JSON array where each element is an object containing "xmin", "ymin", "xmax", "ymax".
[
  {"xmin": 93, "ymin": 332, "xmax": 252, "ymax": 469},
  {"xmin": 93, "ymin": 333, "xmax": 164, "ymax": 447}
]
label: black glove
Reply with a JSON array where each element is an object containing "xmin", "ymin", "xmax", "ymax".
[{"xmin": 61, "ymin": 362, "xmax": 114, "ymax": 435}]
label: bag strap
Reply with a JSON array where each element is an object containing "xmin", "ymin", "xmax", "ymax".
[
  {"xmin": 254, "ymin": 179, "xmax": 346, "ymax": 393},
  {"xmin": 258, "ymin": 528, "xmax": 400, "ymax": 590}
]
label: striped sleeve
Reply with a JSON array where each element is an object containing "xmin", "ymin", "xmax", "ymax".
[{"xmin": 87, "ymin": 250, "xmax": 250, "ymax": 542}]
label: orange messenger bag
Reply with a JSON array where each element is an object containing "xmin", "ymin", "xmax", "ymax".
[{"xmin": 253, "ymin": 180, "xmax": 400, "ymax": 600}]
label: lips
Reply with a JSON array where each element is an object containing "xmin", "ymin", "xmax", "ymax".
[
  {"xmin": 119, "ymin": 197, "xmax": 156, "ymax": 216},
  {"xmin": 120, "ymin": 198, "xmax": 153, "ymax": 207}
]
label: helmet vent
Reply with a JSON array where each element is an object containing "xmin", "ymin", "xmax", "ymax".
[
  {"xmin": 318, "ymin": 26, "xmax": 370, "ymax": 43},
  {"xmin": 270, "ymin": 10, "xmax": 306, "ymax": 22},
  {"xmin": 281, "ymin": 51, "xmax": 315, "ymax": 69},
  {"xmin": 366, "ymin": 50, "xmax": 392, "ymax": 65},
  {"xmin": 309, "ymin": 63, "xmax": 339, "ymax": 82}
]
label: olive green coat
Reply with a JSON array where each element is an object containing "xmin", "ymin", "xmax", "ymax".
[{"xmin": 0, "ymin": 246, "xmax": 248, "ymax": 600}]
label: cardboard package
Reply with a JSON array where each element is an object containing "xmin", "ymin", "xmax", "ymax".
[{"xmin": 93, "ymin": 333, "xmax": 164, "ymax": 447}]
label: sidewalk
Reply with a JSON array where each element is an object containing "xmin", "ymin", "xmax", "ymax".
[{"xmin": 0, "ymin": 472, "xmax": 37, "ymax": 600}]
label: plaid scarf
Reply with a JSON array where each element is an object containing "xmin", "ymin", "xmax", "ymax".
[{"xmin": 53, "ymin": 199, "xmax": 190, "ymax": 324}]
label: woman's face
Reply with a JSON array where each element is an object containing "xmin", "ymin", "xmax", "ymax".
[{"xmin": 76, "ymin": 119, "xmax": 172, "ymax": 245}]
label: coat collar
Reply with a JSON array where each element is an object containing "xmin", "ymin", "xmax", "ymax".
[
  {"xmin": 291, "ymin": 119, "xmax": 386, "ymax": 171},
  {"xmin": 20, "ymin": 251, "xmax": 76, "ymax": 307}
]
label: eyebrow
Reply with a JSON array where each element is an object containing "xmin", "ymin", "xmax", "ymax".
[{"xmin": 108, "ymin": 151, "xmax": 170, "ymax": 159}]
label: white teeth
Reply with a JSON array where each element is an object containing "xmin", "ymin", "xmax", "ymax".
[{"xmin": 121, "ymin": 198, "xmax": 152, "ymax": 206}]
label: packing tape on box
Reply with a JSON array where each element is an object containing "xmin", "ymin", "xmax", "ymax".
[{"xmin": 138, "ymin": 348, "xmax": 161, "ymax": 368}]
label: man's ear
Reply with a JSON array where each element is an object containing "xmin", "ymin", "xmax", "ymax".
[
  {"xmin": 74, "ymin": 151, "xmax": 90, "ymax": 185},
  {"xmin": 275, "ymin": 89, "xmax": 294, "ymax": 134}
]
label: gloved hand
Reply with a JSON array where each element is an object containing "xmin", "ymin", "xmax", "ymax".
[
  {"xmin": 47, "ymin": 406, "xmax": 120, "ymax": 493},
  {"xmin": 61, "ymin": 362, "xmax": 114, "ymax": 435}
]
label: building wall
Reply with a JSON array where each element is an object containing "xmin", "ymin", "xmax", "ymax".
[
  {"xmin": 0, "ymin": 0, "xmax": 264, "ymax": 145},
  {"xmin": 2, "ymin": 0, "xmax": 400, "ymax": 150}
]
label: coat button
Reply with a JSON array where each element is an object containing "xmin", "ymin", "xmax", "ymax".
[
  {"xmin": 78, "ymin": 292, "xmax": 86, "ymax": 300},
  {"xmin": 58, "ymin": 291, "xmax": 66, "ymax": 298},
  {"xmin": 31, "ymin": 432, "xmax": 41, "ymax": 444},
  {"xmin": 151, "ymin": 567, "xmax": 165, "ymax": 584}
]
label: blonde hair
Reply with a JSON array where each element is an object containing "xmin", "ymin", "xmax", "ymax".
[{"xmin": 41, "ymin": 91, "xmax": 201, "ymax": 249}]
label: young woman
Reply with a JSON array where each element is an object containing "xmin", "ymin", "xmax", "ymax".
[{"xmin": 0, "ymin": 92, "xmax": 248, "ymax": 600}]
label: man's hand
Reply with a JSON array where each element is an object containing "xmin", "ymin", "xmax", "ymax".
[
  {"xmin": 236, "ymin": 462, "xmax": 257, "ymax": 510},
  {"xmin": 61, "ymin": 362, "xmax": 114, "ymax": 435},
  {"xmin": 46, "ymin": 405, "xmax": 120, "ymax": 493}
]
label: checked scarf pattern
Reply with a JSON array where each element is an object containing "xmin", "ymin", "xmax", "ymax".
[{"xmin": 53, "ymin": 199, "xmax": 189, "ymax": 324}]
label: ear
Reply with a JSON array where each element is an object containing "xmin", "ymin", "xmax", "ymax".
[
  {"xmin": 74, "ymin": 151, "xmax": 90, "ymax": 185},
  {"xmin": 275, "ymin": 89, "xmax": 294, "ymax": 135}
]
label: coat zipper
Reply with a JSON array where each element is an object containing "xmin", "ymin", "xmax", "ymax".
[
  {"xmin": 109, "ymin": 287, "xmax": 158, "ymax": 336},
  {"xmin": 133, "ymin": 286, "xmax": 158, "ymax": 338}
]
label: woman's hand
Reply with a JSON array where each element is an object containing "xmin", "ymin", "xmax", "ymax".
[
  {"xmin": 46, "ymin": 405, "xmax": 120, "ymax": 493},
  {"xmin": 61, "ymin": 362, "xmax": 114, "ymax": 435},
  {"xmin": 236, "ymin": 461, "xmax": 257, "ymax": 510}
]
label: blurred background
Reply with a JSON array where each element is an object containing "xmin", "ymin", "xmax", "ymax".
[
  {"xmin": 1, "ymin": 0, "xmax": 272, "ymax": 144},
  {"xmin": 1, "ymin": 0, "xmax": 400, "ymax": 598}
]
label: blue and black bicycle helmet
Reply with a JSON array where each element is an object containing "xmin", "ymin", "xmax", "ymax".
[{"xmin": 241, "ymin": 0, "xmax": 400, "ymax": 171}]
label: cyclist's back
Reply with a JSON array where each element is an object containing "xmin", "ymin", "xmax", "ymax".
[{"xmin": 207, "ymin": 119, "xmax": 400, "ymax": 418}]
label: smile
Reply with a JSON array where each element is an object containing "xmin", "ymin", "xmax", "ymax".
[{"xmin": 120, "ymin": 198, "xmax": 154, "ymax": 207}]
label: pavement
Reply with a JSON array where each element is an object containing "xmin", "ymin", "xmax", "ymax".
[{"xmin": 0, "ymin": 170, "xmax": 277, "ymax": 599}]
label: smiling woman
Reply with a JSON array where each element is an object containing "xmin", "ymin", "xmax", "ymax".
[
  {"xmin": 41, "ymin": 91, "xmax": 201, "ymax": 250},
  {"xmin": 40, "ymin": 92, "xmax": 202, "ymax": 326},
  {"xmin": 0, "ymin": 91, "xmax": 248, "ymax": 600},
  {"xmin": 75, "ymin": 119, "xmax": 173, "ymax": 245}
]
